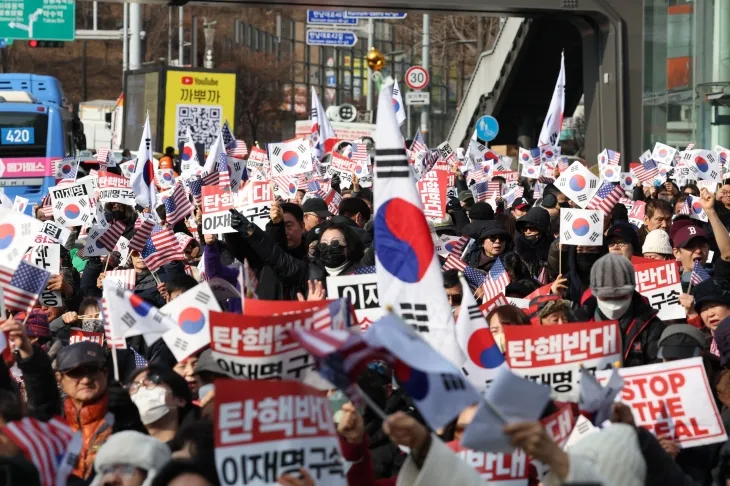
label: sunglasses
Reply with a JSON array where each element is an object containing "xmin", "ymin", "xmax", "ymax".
[
  {"xmin": 317, "ymin": 240, "xmax": 347, "ymax": 252},
  {"xmin": 448, "ymin": 293, "xmax": 463, "ymax": 305},
  {"xmin": 64, "ymin": 365, "xmax": 105, "ymax": 379},
  {"xmin": 486, "ymin": 235, "xmax": 507, "ymax": 243}
]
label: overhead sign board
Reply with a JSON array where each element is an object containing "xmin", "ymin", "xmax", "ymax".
[
  {"xmin": 406, "ymin": 91, "xmax": 430, "ymax": 106},
  {"xmin": 306, "ymin": 10, "xmax": 359, "ymax": 25},
  {"xmin": 345, "ymin": 11, "xmax": 407, "ymax": 19},
  {"xmin": 0, "ymin": 0, "xmax": 76, "ymax": 41},
  {"xmin": 306, "ymin": 30, "xmax": 358, "ymax": 47},
  {"xmin": 405, "ymin": 66, "xmax": 430, "ymax": 90}
]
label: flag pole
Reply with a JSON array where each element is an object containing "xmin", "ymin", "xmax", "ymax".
[
  {"xmin": 111, "ymin": 347, "xmax": 120, "ymax": 382},
  {"xmin": 151, "ymin": 271, "xmax": 161, "ymax": 286},
  {"xmin": 352, "ymin": 384, "xmax": 389, "ymax": 422},
  {"xmin": 103, "ymin": 256, "xmax": 112, "ymax": 273}
]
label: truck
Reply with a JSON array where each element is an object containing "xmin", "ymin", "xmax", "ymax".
[
  {"xmin": 78, "ymin": 99, "xmax": 116, "ymax": 151},
  {"xmin": 0, "ymin": 74, "xmax": 86, "ymax": 213}
]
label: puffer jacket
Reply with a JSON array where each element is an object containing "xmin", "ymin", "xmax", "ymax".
[
  {"xmin": 64, "ymin": 395, "xmax": 114, "ymax": 480},
  {"xmin": 573, "ymin": 291, "xmax": 665, "ymax": 367}
]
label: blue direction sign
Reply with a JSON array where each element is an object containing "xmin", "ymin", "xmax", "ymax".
[
  {"xmin": 344, "ymin": 11, "xmax": 407, "ymax": 19},
  {"xmin": 306, "ymin": 30, "xmax": 358, "ymax": 47},
  {"xmin": 307, "ymin": 10, "xmax": 358, "ymax": 25},
  {"xmin": 475, "ymin": 115, "xmax": 499, "ymax": 142}
]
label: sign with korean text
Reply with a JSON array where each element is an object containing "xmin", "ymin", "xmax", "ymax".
[
  {"xmin": 215, "ymin": 380, "xmax": 346, "ymax": 486},
  {"xmin": 328, "ymin": 152, "xmax": 367, "ymax": 188},
  {"xmin": 22, "ymin": 244, "xmax": 61, "ymax": 307},
  {"xmin": 634, "ymin": 260, "xmax": 683, "ymax": 320},
  {"xmin": 97, "ymin": 171, "xmax": 135, "ymax": 206},
  {"xmin": 504, "ymin": 321, "xmax": 621, "ymax": 401},
  {"xmin": 163, "ymin": 70, "xmax": 237, "ymax": 152},
  {"xmin": 326, "ymin": 273, "xmax": 382, "ymax": 330},
  {"xmin": 0, "ymin": 0, "xmax": 75, "ymax": 41},
  {"xmin": 417, "ymin": 170, "xmax": 447, "ymax": 220},
  {"xmin": 202, "ymin": 186, "xmax": 235, "ymax": 234},
  {"xmin": 628, "ymin": 200, "xmax": 646, "ymax": 227},
  {"xmin": 49, "ymin": 180, "xmax": 93, "ymax": 227},
  {"xmin": 306, "ymin": 10, "xmax": 358, "ymax": 25},
  {"xmin": 209, "ymin": 307, "xmax": 337, "ymax": 383},
  {"xmin": 234, "ymin": 181, "xmax": 273, "ymax": 231},
  {"xmin": 306, "ymin": 30, "xmax": 358, "ymax": 47},
  {"xmin": 596, "ymin": 357, "xmax": 727, "ymax": 448},
  {"xmin": 246, "ymin": 147, "xmax": 271, "ymax": 178},
  {"xmin": 446, "ymin": 442, "xmax": 528, "ymax": 485},
  {"xmin": 69, "ymin": 328, "xmax": 104, "ymax": 346},
  {"xmin": 34, "ymin": 220, "xmax": 71, "ymax": 246}
]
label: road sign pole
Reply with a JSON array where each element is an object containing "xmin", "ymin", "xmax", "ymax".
[
  {"xmin": 129, "ymin": 2, "xmax": 142, "ymax": 70},
  {"xmin": 420, "ymin": 14, "xmax": 430, "ymax": 144},
  {"xmin": 366, "ymin": 18, "xmax": 374, "ymax": 114}
]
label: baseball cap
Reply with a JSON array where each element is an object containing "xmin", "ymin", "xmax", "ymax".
[
  {"xmin": 301, "ymin": 198, "xmax": 332, "ymax": 218},
  {"xmin": 458, "ymin": 190, "xmax": 474, "ymax": 203},
  {"xmin": 56, "ymin": 341, "xmax": 107, "ymax": 373},
  {"xmin": 511, "ymin": 198, "xmax": 530, "ymax": 212},
  {"xmin": 657, "ymin": 325, "xmax": 707, "ymax": 360},
  {"xmin": 669, "ymin": 218, "xmax": 708, "ymax": 249}
]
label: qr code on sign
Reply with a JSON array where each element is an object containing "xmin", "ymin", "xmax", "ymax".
[{"xmin": 175, "ymin": 104, "xmax": 223, "ymax": 149}]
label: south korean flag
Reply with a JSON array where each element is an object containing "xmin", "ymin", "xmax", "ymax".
[
  {"xmin": 600, "ymin": 162, "xmax": 621, "ymax": 183},
  {"xmin": 684, "ymin": 149, "xmax": 721, "ymax": 182},
  {"xmin": 555, "ymin": 162, "xmax": 599, "ymax": 209},
  {"xmin": 651, "ymin": 142, "xmax": 678, "ymax": 166},
  {"xmin": 268, "ymin": 138, "xmax": 314, "ymax": 176},
  {"xmin": 620, "ymin": 172, "xmax": 637, "ymax": 192},
  {"xmin": 51, "ymin": 195, "xmax": 92, "ymax": 228},
  {"xmin": 373, "ymin": 81, "xmax": 464, "ymax": 367},
  {"xmin": 78, "ymin": 225, "xmax": 110, "ymax": 258},
  {"xmin": 161, "ymin": 282, "xmax": 221, "ymax": 362},
  {"xmin": 560, "ymin": 208, "xmax": 604, "ymax": 246}
]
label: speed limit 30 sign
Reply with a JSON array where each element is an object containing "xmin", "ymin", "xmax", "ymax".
[{"xmin": 405, "ymin": 66, "xmax": 429, "ymax": 90}]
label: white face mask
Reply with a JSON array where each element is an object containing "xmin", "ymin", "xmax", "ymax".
[
  {"xmin": 131, "ymin": 386, "xmax": 171, "ymax": 425},
  {"xmin": 596, "ymin": 297, "xmax": 632, "ymax": 320}
]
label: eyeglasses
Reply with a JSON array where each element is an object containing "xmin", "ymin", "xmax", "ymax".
[
  {"xmin": 447, "ymin": 293, "xmax": 463, "ymax": 305},
  {"xmin": 64, "ymin": 365, "xmax": 104, "ymax": 380},
  {"xmin": 317, "ymin": 240, "xmax": 347, "ymax": 251},
  {"xmin": 126, "ymin": 374, "xmax": 162, "ymax": 394},
  {"xmin": 486, "ymin": 235, "xmax": 507, "ymax": 243},
  {"xmin": 99, "ymin": 464, "xmax": 141, "ymax": 477}
]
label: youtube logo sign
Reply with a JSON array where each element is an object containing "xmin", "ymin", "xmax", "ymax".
[{"xmin": 182, "ymin": 76, "xmax": 193, "ymax": 85}]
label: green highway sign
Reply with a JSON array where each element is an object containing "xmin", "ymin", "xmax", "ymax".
[{"xmin": 0, "ymin": 0, "xmax": 75, "ymax": 41}]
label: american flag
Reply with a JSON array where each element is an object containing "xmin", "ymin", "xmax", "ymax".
[
  {"xmin": 609, "ymin": 150, "xmax": 621, "ymax": 166},
  {"xmin": 100, "ymin": 293, "xmax": 126, "ymax": 350},
  {"xmin": 96, "ymin": 148, "xmax": 112, "ymax": 170},
  {"xmin": 586, "ymin": 181, "xmax": 624, "ymax": 215},
  {"xmin": 529, "ymin": 147, "xmax": 541, "ymax": 164},
  {"xmin": 3, "ymin": 416, "xmax": 75, "ymax": 486},
  {"xmin": 557, "ymin": 157, "xmax": 570, "ymax": 172},
  {"xmin": 131, "ymin": 348, "xmax": 148, "ymax": 368},
  {"xmin": 141, "ymin": 226, "xmax": 185, "ymax": 272},
  {"xmin": 306, "ymin": 180, "xmax": 321, "ymax": 193},
  {"xmin": 105, "ymin": 268, "xmax": 136, "ymax": 290},
  {"xmin": 129, "ymin": 217, "xmax": 155, "ymax": 252},
  {"xmin": 472, "ymin": 181, "xmax": 499, "ymax": 203},
  {"xmin": 355, "ymin": 266, "xmax": 376, "ymax": 274},
  {"xmin": 187, "ymin": 176, "xmax": 204, "ymax": 206},
  {"xmin": 222, "ymin": 121, "xmax": 249, "ymax": 158},
  {"xmin": 164, "ymin": 182, "xmax": 194, "ymax": 225},
  {"xmin": 481, "ymin": 258, "xmax": 510, "ymax": 302},
  {"xmin": 350, "ymin": 142, "xmax": 369, "ymax": 165},
  {"xmin": 690, "ymin": 261, "xmax": 711, "ymax": 286},
  {"xmin": 446, "ymin": 236, "xmax": 469, "ymax": 255},
  {"xmin": 442, "ymin": 253, "xmax": 468, "ymax": 272},
  {"xmin": 296, "ymin": 174, "xmax": 310, "ymax": 191},
  {"xmin": 98, "ymin": 220, "xmax": 126, "ymax": 252},
  {"xmin": 463, "ymin": 266, "xmax": 487, "ymax": 288},
  {"xmin": 678, "ymin": 197, "xmax": 691, "ymax": 216},
  {"xmin": 0, "ymin": 261, "xmax": 51, "ymax": 313},
  {"xmin": 632, "ymin": 160, "xmax": 659, "ymax": 184},
  {"xmin": 533, "ymin": 182, "xmax": 546, "ymax": 199},
  {"xmin": 503, "ymin": 186, "xmax": 525, "ymax": 207},
  {"xmin": 410, "ymin": 130, "xmax": 427, "ymax": 155},
  {"xmin": 273, "ymin": 174, "xmax": 296, "ymax": 197}
]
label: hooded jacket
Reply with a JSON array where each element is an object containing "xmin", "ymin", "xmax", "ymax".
[{"xmin": 514, "ymin": 207, "xmax": 554, "ymax": 277}]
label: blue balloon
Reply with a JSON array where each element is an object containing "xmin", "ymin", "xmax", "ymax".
[{"xmin": 475, "ymin": 115, "xmax": 499, "ymax": 142}]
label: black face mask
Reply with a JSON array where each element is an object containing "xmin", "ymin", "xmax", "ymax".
[
  {"xmin": 104, "ymin": 211, "xmax": 114, "ymax": 222},
  {"xmin": 319, "ymin": 245, "xmax": 347, "ymax": 268},
  {"xmin": 523, "ymin": 234, "xmax": 540, "ymax": 244},
  {"xmin": 108, "ymin": 210, "xmax": 126, "ymax": 222},
  {"xmin": 575, "ymin": 253, "xmax": 600, "ymax": 273}
]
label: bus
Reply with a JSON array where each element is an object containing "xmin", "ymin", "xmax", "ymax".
[{"xmin": 0, "ymin": 74, "xmax": 85, "ymax": 214}]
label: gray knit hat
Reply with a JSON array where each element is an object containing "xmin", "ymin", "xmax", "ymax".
[
  {"xmin": 590, "ymin": 253, "xmax": 635, "ymax": 299},
  {"xmin": 90, "ymin": 431, "xmax": 171, "ymax": 486}
]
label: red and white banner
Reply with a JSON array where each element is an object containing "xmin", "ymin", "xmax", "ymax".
[
  {"xmin": 69, "ymin": 328, "xmax": 105, "ymax": 346},
  {"xmin": 215, "ymin": 380, "xmax": 346, "ymax": 486},
  {"xmin": 492, "ymin": 170, "xmax": 519, "ymax": 183},
  {"xmin": 541, "ymin": 404, "xmax": 575, "ymax": 448},
  {"xmin": 234, "ymin": 181, "xmax": 274, "ymax": 231},
  {"xmin": 446, "ymin": 441, "xmax": 528, "ymax": 486},
  {"xmin": 417, "ymin": 170, "xmax": 448, "ymax": 220},
  {"xmin": 628, "ymin": 200, "xmax": 646, "ymax": 227},
  {"xmin": 596, "ymin": 357, "xmax": 727, "ymax": 448},
  {"xmin": 634, "ymin": 260, "xmax": 683, "ymax": 320},
  {"xmin": 504, "ymin": 321, "xmax": 621, "ymax": 401},
  {"xmin": 97, "ymin": 171, "xmax": 135, "ymax": 206},
  {"xmin": 202, "ymin": 185, "xmax": 235, "ymax": 234},
  {"xmin": 479, "ymin": 293, "xmax": 509, "ymax": 317}
]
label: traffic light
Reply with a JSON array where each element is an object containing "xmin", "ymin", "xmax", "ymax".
[{"xmin": 28, "ymin": 40, "xmax": 64, "ymax": 48}]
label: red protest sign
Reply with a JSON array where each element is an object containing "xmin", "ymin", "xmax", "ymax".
[
  {"xmin": 417, "ymin": 170, "xmax": 447, "ymax": 219},
  {"xmin": 628, "ymin": 200, "xmax": 646, "ymax": 222},
  {"xmin": 214, "ymin": 379, "xmax": 346, "ymax": 485},
  {"xmin": 633, "ymin": 259, "xmax": 683, "ymax": 320},
  {"xmin": 479, "ymin": 293, "xmax": 509, "ymax": 317},
  {"xmin": 504, "ymin": 321, "xmax": 621, "ymax": 401},
  {"xmin": 540, "ymin": 404, "xmax": 576, "ymax": 448},
  {"xmin": 202, "ymin": 186, "xmax": 234, "ymax": 214},
  {"xmin": 492, "ymin": 170, "xmax": 519, "ymax": 183},
  {"xmin": 69, "ymin": 328, "xmax": 104, "ymax": 346},
  {"xmin": 596, "ymin": 357, "xmax": 727, "ymax": 448},
  {"xmin": 446, "ymin": 441, "xmax": 528, "ymax": 485}
]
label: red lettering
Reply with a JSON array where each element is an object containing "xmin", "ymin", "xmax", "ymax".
[
  {"xmin": 691, "ymin": 418, "xmax": 710, "ymax": 437},
  {"xmin": 675, "ymin": 419, "xmax": 691, "ymax": 440},
  {"xmin": 654, "ymin": 420, "xmax": 671, "ymax": 438},
  {"xmin": 668, "ymin": 372, "xmax": 685, "ymax": 394},
  {"xmin": 666, "ymin": 397, "xmax": 684, "ymax": 417}
]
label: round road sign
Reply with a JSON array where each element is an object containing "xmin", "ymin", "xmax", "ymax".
[
  {"xmin": 405, "ymin": 66, "xmax": 429, "ymax": 91},
  {"xmin": 475, "ymin": 115, "xmax": 499, "ymax": 142}
]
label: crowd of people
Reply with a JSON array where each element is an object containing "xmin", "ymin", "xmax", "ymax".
[{"xmin": 2, "ymin": 115, "xmax": 730, "ymax": 486}]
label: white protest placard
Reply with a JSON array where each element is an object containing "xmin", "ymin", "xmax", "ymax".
[
  {"xmin": 234, "ymin": 181, "xmax": 274, "ymax": 231},
  {"xmin": 446, "ymin": 442, "xmax": 528, "ymax": 485},
  {"xmin": 49, "ymin": 181, "xmax": 93, "ymax": 227},
  {"xmin": 214, "ymin": 380, "xmax": 346, "ymax": 486},
  {"xmin": 97, "ymin": 171, "xmax": 136, "ymax": 206},
  {"xmin": 246, "ymin": 147, "xmax": 271, "ymax": 177},
  {"xmin": 0, "ymin": 207, "xmax": 42, "ymax": 269},
  {"xmin": 504, "ymin": 321, "xmax": 621, "ymax": 401},
  {"xmin": 34, "ymin": 220, "xmax": 72, "ymax": 246},
  {"xmin": 326, "ymin": 273, "xmax": 383, "ymax": 330},
  {"xmin": 202, "ymin": 186, "xmax": 236, "ymax": 235},
  {"xmin": 23, "ymin": 244, "xmax": 62, "ymax": 307},
  {"xmin": 634, "ymin": 260, "xmax": 683, "ymax": 320},
  {"xmin": 559, "ymin": 208, "xmax": 604, "ymax": 246},
  {"xmin": 596, "ymin": 357, "xmax": 727, "ymax": 448}
]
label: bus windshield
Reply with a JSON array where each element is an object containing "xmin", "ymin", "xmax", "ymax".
[{"xmin": 0, "ymin": 112, "xmax": 49, "ymax": 158}]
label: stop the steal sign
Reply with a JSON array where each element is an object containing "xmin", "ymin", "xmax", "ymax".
[{"xmin": 596, "ymin": 357, "xmax": 727, "ymax": 448}]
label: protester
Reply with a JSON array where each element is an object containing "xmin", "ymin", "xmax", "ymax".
[
  {"xmin": 639, "ymin": 198, "xmax": 673, "ymax": 247},
  {"xmin": 605, "ymin": 221, "xmax": 641, "ymax": 259},
  {"xmin": 642, "ymin": 229, "xmax": 674, "ymax": 260},
  {"xmin": 486, "ymin": 305, "xmax": 531, "ymax": 352},
  {"xmin": 465, "ymin": 221, "xmax": 511, "ymax": 272},
  {"xmin": 89, "ymin": 431, "xmax": 171, "ymax": 486},
  {"xmin": 514, "ymin": 206, "xmax": 554, "ymax": 277}
]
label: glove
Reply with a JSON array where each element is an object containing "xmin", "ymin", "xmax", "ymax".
[
  {"xmin": 229, "ymin": 209, "xmax": 252, "ymax": 234},
  {"xmin": 331, "ymin": 173, "xmax": 341, "ymax": 186}
]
